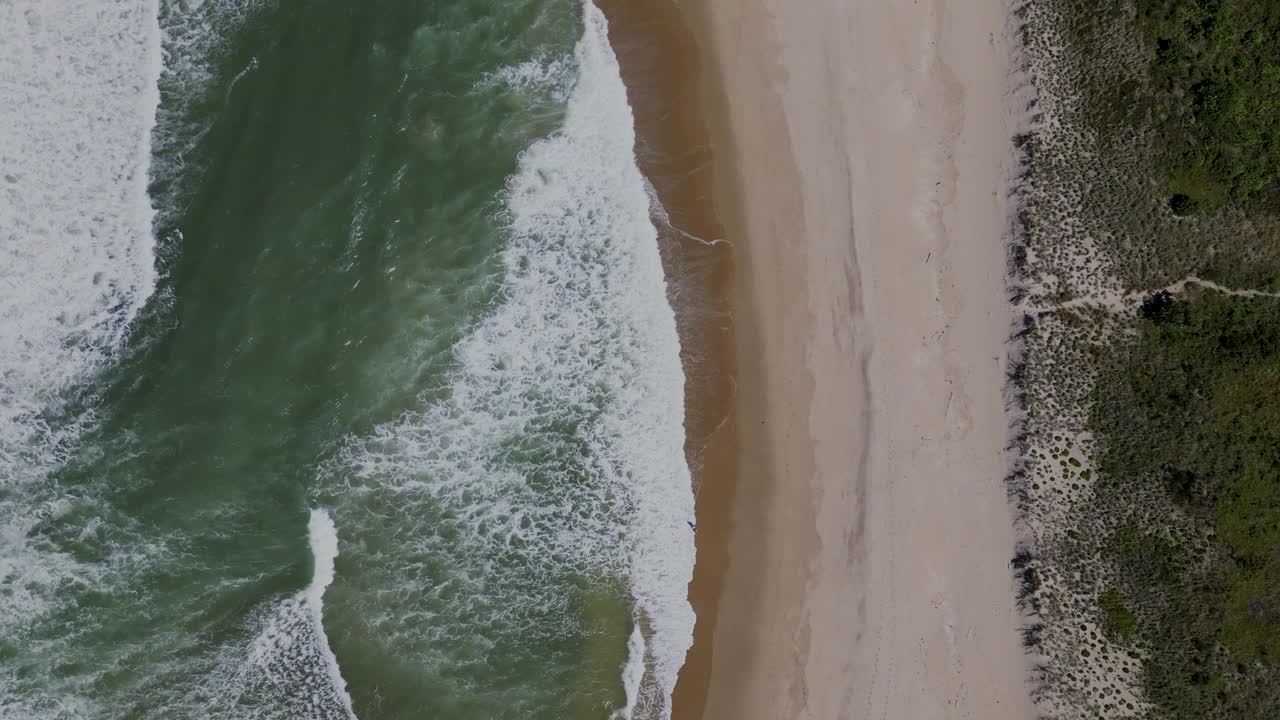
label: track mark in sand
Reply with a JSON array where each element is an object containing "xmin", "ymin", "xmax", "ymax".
[
  {"xmin": 861, "ymin": 507, "xmax": 898, "ymax": 720},
  {"xmin": 949, "ymin": 681, "xmax": 971, "ymax": 718},
  {"xmin": 866, "ymin": 474, "xmax": 901, "ymax": 720},
  {"xmin": 882, "ymin": 655, "xmax": 898, "ymax": 720},
  {"xmin": 940, "ymin": 598, "xmax": 963, "ymax": 675},
  {"xmin": 861, "ymin": 626, "xmax": 884, "ymax": 720}
]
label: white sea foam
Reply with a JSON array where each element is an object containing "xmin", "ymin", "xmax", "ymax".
[
  {"xmin": 339, "ymin": 2, "xmax": 696, "ymax": 715},
  {"xmin": 305, "ymin": 509, "xmax": 357, "ymax": 718},
  {"xmin": 0, "ymin": 0, "xmax": 271, "ymax": 635},
  {"xmin": 481, "ymin": 53, "xmax": 577, "ymax": 104},
  {"xmin": 229, "ymin": 509, "xmax": 356, "ymax": 719},
  {"xmin": 0, "ymin": 0, "xmax": 161, "ymax": 469},
  {"xmin": 614, "ymin": 622, "xmax": 649, "ymax": 720},
  {"xmin": 572, "ymin": 6, "xmax": 697, "ymax": 712},
  {"xmin": 111, "ymin": 510, "xmax": 359, "ymax": 720},
  {"xmin": 0, "ymin": 5, "xmax": 165, "ymax": 717},
  {"xmin": 0, "ymin": 3, "xmax": 286, "ymax": 716},
  {"xmin": 0, "ymin": 0, "xmax": 163, "ymax": 639}
]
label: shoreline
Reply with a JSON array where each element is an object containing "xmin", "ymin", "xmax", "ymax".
[
  {"xmin": 594, "ymin": 2, "xmax": 738, "ymax": 717},
  {"xmin": 673, "ymin": 0, "xmax": 1036, "ymax": 718}
]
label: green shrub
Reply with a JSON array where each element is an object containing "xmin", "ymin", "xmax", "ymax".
[
  {"xmin": 1099, "ymin": 589, "xmax": 1139, "ymax": 639},
  {"xmin": 1138, "ymin": 0, "xmax": 1280, "ymax": 205},
  {"xmin": 1092, "ymin": 293, "xmax": 1280, "ymax": 716}
]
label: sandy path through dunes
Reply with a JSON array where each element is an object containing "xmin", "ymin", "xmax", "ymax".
[{"xmin": 674, "ymin": 0, "xmax": 1035, "ymax": 718}]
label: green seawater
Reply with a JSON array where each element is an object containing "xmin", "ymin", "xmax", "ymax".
[{"xmin": 0, "ymin": 1, "xmax": 694, "ymax": 718}]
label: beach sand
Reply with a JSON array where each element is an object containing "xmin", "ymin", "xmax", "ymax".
[{"xmin": 657, "ymin": 0, "xmax": 1037, "ymax": 718}]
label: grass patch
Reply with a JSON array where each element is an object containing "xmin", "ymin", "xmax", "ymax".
[
  {"xmin": 1099, "ymin": 589, "xmax": 1138, "ymax": 639},
  {"xmin": 1164, "ymin": 162, "xmax": 1229, "ymax": 212}
]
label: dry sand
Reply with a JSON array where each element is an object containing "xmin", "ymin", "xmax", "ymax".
[{"xmin": 670, "ymin": 0, "xmax": 1036, "ymax": 718}]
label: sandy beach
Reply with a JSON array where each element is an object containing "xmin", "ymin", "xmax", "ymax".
[{"xmin": 661, "ymin": 0, "xmax": 1036, "ymax": 717}]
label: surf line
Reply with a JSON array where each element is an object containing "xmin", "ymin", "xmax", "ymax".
[{"xmin": 307, "ymin": 508, "xmax": 358, "ymax": 719}]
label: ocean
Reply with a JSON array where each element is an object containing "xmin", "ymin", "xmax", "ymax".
[{"xmin": 0, "ymin": 1, "xmax": 696, "ymax": 718}]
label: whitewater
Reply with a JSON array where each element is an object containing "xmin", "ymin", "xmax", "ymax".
[
  {"xmin": 0, "ymin": 1, "xmax": 695, "ymax": 717},
  {"xmin": 0, "ymin": 0, "xmax": 161, "ymax": 632},
  {"xmin": 0, "ymin": 2, "xmax": 358, "ymax": 713},
  {"xmin": 335, "ymin": 3, "xmax": 696, "ymax": 716}
]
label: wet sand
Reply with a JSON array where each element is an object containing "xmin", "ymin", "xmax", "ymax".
[{"xmin": 666, "ymin": 0, "xmax": 1036, "ymax": 718}]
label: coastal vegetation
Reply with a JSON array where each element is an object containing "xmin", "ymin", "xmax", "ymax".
[
  {"xmin": 1139, "ymin": 0, "xmax": 1280, "ymax": 208},
  {"xmin": 1094, "ymin": 292, "xmax": 1280, "ymax": 717},
  {"xmin": 1012, "ymin": 0, "xmax": 1280, "ymax": 718}
]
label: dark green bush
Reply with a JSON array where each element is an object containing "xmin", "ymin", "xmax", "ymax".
[
  {"xmin": 1168, "ymin": 193, "xmax": 1200, "ymax": 214},
  {"xmin": 1093, "ymin": 293, "xmax": 1280, "ymax": 716},
  {"xmin": 1138, "ymin": 0, "xmax": 1280, "ymax": 205}
]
